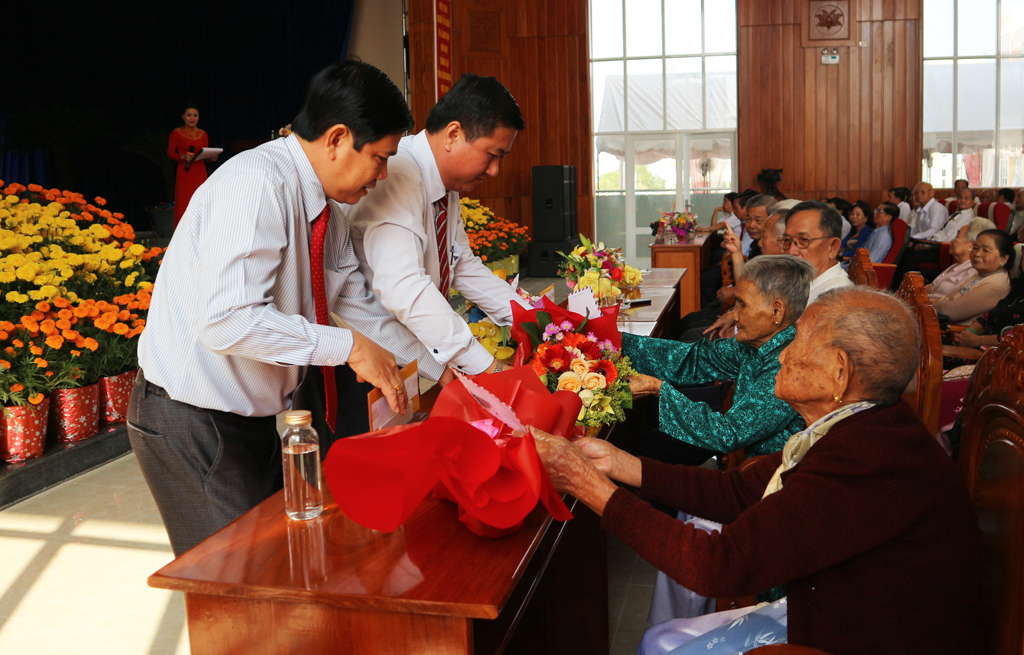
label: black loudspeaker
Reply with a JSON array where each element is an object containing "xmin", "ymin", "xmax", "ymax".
[
  {"xmin": 532, "ymin": 165, "xmax": 577, "ymax": 241},
  {"xmin": 528, "ymin": 237, "xmax": 581, "ymax": 278}
]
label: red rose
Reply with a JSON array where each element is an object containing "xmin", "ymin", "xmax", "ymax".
[{"xmin": 611, "ymin": 267, "xmax": 623, "ymax": 281}]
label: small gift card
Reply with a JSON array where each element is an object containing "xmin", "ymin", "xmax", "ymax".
[
  {"xmin": 452, "ymin": 369, "xmax": 526, "ymax": 434},
  {"xmin": 568, "ymin": 287, "xmax": 601, "ymax": 319}
]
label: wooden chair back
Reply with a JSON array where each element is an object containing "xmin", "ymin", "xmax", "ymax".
[
  {"xmin": 959, "ymin": 325, "xmax": 1024, "ymax": 655},
  {"xmin": 848, "ymin": 249, "xmax": 878, "ymax": 288},
  {"xmin": 896, "ymin": 273, "xmax": 943, "ymax": 434}
]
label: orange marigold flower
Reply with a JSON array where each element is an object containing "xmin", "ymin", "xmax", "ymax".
[
  {"xmin": 83, "ymin": 338, "xmax": 99, "ymax": 352},
  {"xmin": 62, "ymin": 329, "xmax": 79, "ymax": 340},
  {"xmin": 45, "ymin": 371, "xmax": 54, "ymax": 377},
  {"xmin": 117, "ymin": 310, "xmax": 130, "ymax": 321},
  {"xmin": 95, "ymin": 196, "xmax": 107, "ymax": 206},
  {"xmin": 0, "ymin": 331, "xmax": 6, "ymax": 341},
  {"xmin": 28, "ymin": 393, "xmax": 44, "ymax": 405},
  {"xmin": 0, "ymin": 321, "xmax": 13, "ymax": 332},
  {"xmin": 0, "ymin": 360, "xmax": 10, "ymax": 370},
  {"xmin": 30, "ymin": 345, "xmax": 43, "ymax": 356},
  {"xmin": 72, "ymin": 305, "xmax": 90, "ymax": 318},
  {"xmin": 27, "ymin": 183, "xmax": 42, "ymax": 192},
  {"xmin": 112, "ymin": 323, "xmax": 129, "ymax": 335},
  {"xmin": 13, "ymin": 339, "xmax": 24, "ymax": 348},
  {"xmin": 52, "ymin": 297, "xmax": 70, "ymax": 308},
  {"xmin": 71, "ymin": 350, "xmax": 81, "ymax": 357},
  {"xmin": 39, "ymin": 320, "xmax": 57, "ymax": 335},
  {"xmin": 35, "ymin": 301, "xmax": 51, "ymax": 313},
  {"xmin": 45, "ymin": 335, "xmax": 64, "ymax": 349},
  {"xmin": 56, "ymin": 319, "xmax": 71, "ymax": 331},
  {"xmin": 10, "ymin": 383, "xmax": 24, "ymax": 392},
  {"xmin": 30, "ymin": 311, "xmax": 44, "ymax": 321},
  {"xmin": 34, "ymin": 357, "xmax": 48, "ymax": 368},
  {"xmin": 57, "ymin": 309, "xmax": 73, "ymax": 320}
]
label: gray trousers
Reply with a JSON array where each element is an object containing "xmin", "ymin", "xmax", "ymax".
[{"xmin": 126, "ymin": 372, "xmax": 282, "ymax": 556}]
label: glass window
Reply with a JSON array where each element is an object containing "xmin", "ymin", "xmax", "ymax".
[
  {"xmin": 626, "ymin": 0, "xmax": 663, "ymax": 57},
  {"xmin": 924, "ymin": 0, "xmax": 955, "ymax": 57},
  {"xmin": 627, "ymin": 58, "xmax": 665, "ymax": 131},
  {"xmin": 999, "ymin": 58, "xmax": 1024, "ymax": 185},
  {"xmin": 666, "ymin": 57, "xmax": 703, "ymax": 130},
  {"xmin": 664, "ymin": 0, "xmax": 702, "ymax": 56},
  {"xmin": 688, "ymin": 136, "xmax": 733, "ymax": 190},
  {"xmin": 592, "ymin": 61, "xmax": 625, "ymax": 132},
  {"xmin": 956, "ymin": 59, "xmax": 996, "ymax": 185},
  {"xmin": 958, "ymin": 0, "xmax": 997, "ymax": 56},
  {"xmin": 705, "ymin": 55, "xmax": 737, "ymax": 129},
  {"xmin": 590, "ymin": 0, "xmax": 624, "ymax": 58},
  {"xmin": 703, "ymin": 1, "xmax": 736, "ymax": 54},
  {"xmin": 1002, "ymin": 0, "xmax": 1024, "ymax": 55}
]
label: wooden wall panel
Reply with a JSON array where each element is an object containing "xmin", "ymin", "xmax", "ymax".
[
  {"xmin": 737, "ymin": 0, "xmax": 923, "ymax": 208},
  {"xmin": 408, "ymin": 0, "xmax": 593, "ymax": 239}
]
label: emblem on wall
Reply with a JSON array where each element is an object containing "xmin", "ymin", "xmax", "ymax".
[{"xmin": 801, "ymin": 0, "xmax": 857, "ymax": 48}]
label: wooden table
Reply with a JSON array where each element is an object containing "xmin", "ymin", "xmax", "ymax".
[
  {"xmin": 148, "ymin": 271, "xmax": 687, "ymax": 655},
  {"xmin": 649, "ymin": 235, "xmax": 711, "ymax": 317}
]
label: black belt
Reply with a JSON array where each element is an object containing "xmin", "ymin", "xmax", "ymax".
[{"xmin": 137, "ymin": 370, "xmax": 171, "ymax": 400}]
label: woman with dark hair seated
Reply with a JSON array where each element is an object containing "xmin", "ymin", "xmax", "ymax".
[
  {"xmin": 531, "ymin": 287, "xmax": 983, "ymax": 655},
  {"xmin": 953, "ymin": 245, "xmax": 1024, "ymax": 347},
  {"xmin": 625, "ymin": 256, "xmax": 815, "ymax": 466},
  {"xmin": 839, "ymin": 200, "xmax": 874, "ymax": 258},
  {"xmin": 933, "ymin": 228, "xmax": 1014, "ymax": 325}
]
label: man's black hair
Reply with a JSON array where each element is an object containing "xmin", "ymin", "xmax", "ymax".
[
  {"xmin": 998, "ymin": 188, "xmax": 1015, "ymax": 203},
  {"xmin": 888, "ymin": 187, "xmax": 909, "ymax": 203},
  {"xmin": 292, "ymin": 59, "xmax": 413, "ymax": 150},
  {"xmin": 784, "ymin": 200, "xmax": 843, "ymax": 239},
  {"xmin": 425, "ymin": 73, "xmax": 525, "ymax": 141}
]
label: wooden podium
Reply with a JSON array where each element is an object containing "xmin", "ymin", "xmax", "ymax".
[
  {"xmin": 649, "ymin": 234, "xmax": 712, "ymax": 317},
  {"xmin": 149, "ymin": 271, "xmax": 688, "ymax": 655}
]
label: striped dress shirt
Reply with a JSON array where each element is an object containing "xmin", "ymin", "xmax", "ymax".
[{"xmin": 138, "ymin": 135, "xmax": 441, "ymax": 417}]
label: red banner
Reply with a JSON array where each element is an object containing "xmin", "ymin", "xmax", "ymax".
[{"xmin": 436, "ymin": 0, "xmax": 453, "ymax": 98}]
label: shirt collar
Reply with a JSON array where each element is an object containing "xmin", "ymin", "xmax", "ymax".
[
  {"xmin": 758, "ymin": 324, "xmax": 796, "ymax": 357},
  {"xmin": 409, "ymin": 131, "xmax": 448, "ymax": 204},
  {"xmin": 284, "ymin": 134, "xmax": 329, "ymax": 223},
  {"xmin": 923, "ymin": 197, "xmax": 937, "ymax": 213}
]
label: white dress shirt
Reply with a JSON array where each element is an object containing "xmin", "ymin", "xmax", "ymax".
[
  {"xmin": 911, "ymin": 198, "xmax": 950, "ymax": 240},
  {"xmin": 138, "ymin": 135, "xmax": 438, "ymax": 416},
  {"xmin": 930, "ymin": 207, "xmax": 975, "ymax": 243},
  {"xmin": 898, "ymin": 201, "xmax": 911, "ymax": 222},
  {"xmin": 725, "ymin": 212, "xmax": 742, "ymax": 233},
  {"xmin": 808, "ymin": 262, "xmax": 854, "ymax": 304},
  {"xmin": 840, "ymin": 216, "xmax": 852, "ymax": 240},
  {"xmin": 348, "ymin": 131, "xmax": 530, "ymax": 375}
]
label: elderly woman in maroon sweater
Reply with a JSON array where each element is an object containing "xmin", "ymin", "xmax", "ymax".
[{"xmin": 532, "ymin": 286, "xmax": 983, "ymax": 655}]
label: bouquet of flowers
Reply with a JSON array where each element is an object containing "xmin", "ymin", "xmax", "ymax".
[
  {"xmin": 511, "ymin": 302, "xmax": 634, "ymax": 428},
  {"xmin": 650, "ymin": 210, "xmax": 698, "ymax": 239},
  {"xmin": 273, "ymin": 124, "xmax": 293, "ymax": 139},
  {"xmin": 460, "ymin": 197, "xmax": 529, "ymax": 264},
  {"xmin": 468, "ymin": 319, "xmax": 516, "ymax": 361},
  {"xmin": 557, "ymin": 235, "xmax": 643, "ymax": 301}
]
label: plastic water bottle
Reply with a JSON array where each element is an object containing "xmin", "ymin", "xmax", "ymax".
[{"xmin": 281, "ymin": 410, "xmax": 322, "ymax": 520}]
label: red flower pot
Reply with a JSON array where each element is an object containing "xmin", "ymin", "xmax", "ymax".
[
  {"xmin": 1, "ymin": 397, "xmax": 50, "ymax": 463},
  {"xmin": 100, "ymin": 369, "xmax": 136, "ymax": 424},
  {"xmin": 49, "ymin": 384, "xmax": 100, "ymax": 443}
]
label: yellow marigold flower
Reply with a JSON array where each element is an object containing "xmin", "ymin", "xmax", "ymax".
[
  {"xmin": 128, "ymin": 243, "xmax": 146, "ymax": 256},
  {"xmin": 5, "ymin": 291, "xmax": 28, "ymax": 303}
]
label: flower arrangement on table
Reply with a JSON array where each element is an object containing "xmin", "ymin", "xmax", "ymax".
[
  {"xmin": 650, "ymin": 210, "xmax": 698, "ymax": 239},
  {"xmin": 460, "ymin": 197, "xmax": 529, "ymax": 267},
  {"xmin": 0, "ymin": 182, "xmax": 161, "ymax": 459},
  {"xmin": 273, "ymin": 124, "xmax": 293, "ymax": 139},
  {"xmin": 468, "ymin": 319, "xmax": 516, "ymax": 362},
  {"xmin": 511, "ymin": 303, "xmax": 634, "ymax": 428},
  {"xmin": 557, "ymin": 235, "xmax": 643, "ymax": 303}
]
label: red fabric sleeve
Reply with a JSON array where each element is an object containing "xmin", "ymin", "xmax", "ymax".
[{"xmin": 167, "ymin": 130, "xmax": 180, "ymax": 161}]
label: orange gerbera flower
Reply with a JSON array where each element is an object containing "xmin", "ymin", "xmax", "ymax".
[{"xmin": 590, "ymin": 359, "xmax": 618, "ymax": 385}]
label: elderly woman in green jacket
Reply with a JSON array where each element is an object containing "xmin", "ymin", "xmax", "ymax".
[{"xmin": 624, "ymin": 255, "xmax": 815, "ymax": 465}]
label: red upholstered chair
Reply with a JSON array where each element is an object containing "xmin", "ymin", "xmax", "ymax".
[
  {"xmin": 873, "ymin": 218, "xmax": 909, "ymax": 289},
  {"xmin": 942, "ymin": 196, "xmax": 958, "ymax": 214},
  {"xmin": 976, "ymin": 201, "xmax": 1013, "ymax": 231}
]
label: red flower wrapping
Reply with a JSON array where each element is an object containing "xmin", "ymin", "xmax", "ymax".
[
  {"xmin": 1, "ymin": 397, "xmax": 50, "ymax": 463},
  {"xmin": 49, "ymin": 384, "xmax": 100, "ymax": 442},
  {"xmin": 325, "ymin": 368, "xmax": 582, "ymax": 538},
  {"xmin": 100, "ymin": 369, "xmax": 136, "ymax": 424},
  {"xmin": 510, "ymin": 297, "xmax": 621, "ymax": 367}
]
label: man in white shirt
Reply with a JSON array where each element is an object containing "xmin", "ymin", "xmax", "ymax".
[
  {"xmin": 780, "ymin": 200, "xmax": 853, "ymax": 303},
  {"xmin": 887, "ymin": 187, "xmax": 911, "ymax": 223},
  {"xmin": 910, "ymin": 182, "xmax": 950, "ymax": 240},
  {"xmin": 129, "ymin": 61, "xmax": 432, "ymax": 555},
  {"xmin": 930, "ymin": 188, "xmax": 976, "ymax": 243},
  {"xmin": 348, "ymin": 74, "xmax": 530, "ymax": 378},
  {"xmin": 893, "ymin": 185, "xmax": 968, "ymax": 288}
]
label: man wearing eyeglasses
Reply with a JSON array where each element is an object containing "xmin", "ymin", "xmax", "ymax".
[{"xmin": 780, "ymin": 200, "xmax": 853, "ymax": 304}]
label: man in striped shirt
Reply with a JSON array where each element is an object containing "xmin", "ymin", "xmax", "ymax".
[{"xmin": 130, "ymin": 61, "xmax": 437, "ymax": 556}]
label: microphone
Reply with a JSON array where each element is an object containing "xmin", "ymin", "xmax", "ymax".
[{"xmin": 185, "ymin": 145, "xmax": 195, "ymax": 171}]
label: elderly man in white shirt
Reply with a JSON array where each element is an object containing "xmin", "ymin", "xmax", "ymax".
[
  {"xmin": 129, "ymin": 61, "xmax": 432, "ymax": 556},
  {"xmin": 779, "ymin": 200, "xmax": 854, "ymax": 303},
  {"xmin": 348, "ymin": 74, "xmax": 530, "ymax": 379},
  {"xmin": 929, "ymin": 187, "xmax": 976, "ymax": 243},
  {"xmin": 910, "ymin": 182, "xmax": 950, "ymax": 240}
]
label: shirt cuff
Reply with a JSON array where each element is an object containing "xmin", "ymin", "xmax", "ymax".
[
  {"xmin": 309, "ymin": 324, "xmax": 354, "ymax": 367},
  {"xmin": 446, "ymin": 339, "xmax": 496, "ymax": 375}
]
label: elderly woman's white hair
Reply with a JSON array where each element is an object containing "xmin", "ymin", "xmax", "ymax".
[
  {"xmin": 811, "ymin": 287, "xmax": 920, "ymax": 406},
  {"xmin": 965, "ymin": 217, "xmax": 996, "ymax": 242}
]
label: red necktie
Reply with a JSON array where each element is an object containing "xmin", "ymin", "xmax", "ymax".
[
  {"xmin": 311, "ymin": 204, "xmax": 337, "ymax": 433},
  {"xmin": 436, "ymin": 196, "xmax": 450, "ymax": 296}
]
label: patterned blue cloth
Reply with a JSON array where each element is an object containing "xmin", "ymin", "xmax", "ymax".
[
  {"xmin": 665, "ymin": 598, "xmax": 788, "ymax": 654},
  {"xmin": 622, "ymin": 330, "xmax": 804, "ymax": 456}
]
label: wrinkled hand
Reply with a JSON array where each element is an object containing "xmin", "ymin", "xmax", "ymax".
[
  {"xmin": 704, "ymin": 310, "xmax": 737, "ymax": 339},
  {"xmin": 438, "ymin": 366, "xmax": 457, "ymax": 387},
  {"xmin": 575, "ymin": 438, "xmax": 642, "ymax": 487},
  {"xmin": 716, "ymin": 285, "xmax": 736, "ymax": 303},
  {"xmin": 955, "ymin": 330, "xmax": 982, "ymax": 348},
  {"xmin": 527, "ymin": 426, "xmax": 600, "ymax": 496},
  {"xmin": 628, "ymin": 374, "xmax": 662, "ymax": 398},
  {"xmin": 347, "ymin": 330, "xmax": 408, "ymax": 415}
]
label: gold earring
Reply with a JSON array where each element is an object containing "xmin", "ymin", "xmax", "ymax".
[{"xmin": 834, "ymin": 394, "xmax": 841, "ymax": 403}]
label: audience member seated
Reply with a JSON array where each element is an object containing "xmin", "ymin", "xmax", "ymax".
[
  {"xmin": 839, "ymin": 200, "xmax": 873, "ymax": 258},
  {"xmin": 930, "ymin": 187, "xmax": 976, "ymax": 243},
  {"xmin": 979, "ymin": 188, "xmax": 998, "ymax": 204},
  {"xmin": 780, "ymin": 200, "xmax": 854, "ymax": 303},
  {"xmin": 952, "ymin": 246, "xmax": 1024, "ymax": 348},
  {"xmin": 531, "ymin": 286, "xmax": 983, "ymax": 655},
  {"xmin": 933, "ymin": 229, "xmax": 1013, "ymax": 325},
  {"xmin": 887, "ymin": 186, "xmax": 911, "ymax": 221},
  {"xmin": 910, "ymin": 182, "xmax": 950, "ymax": 240},
  {"xmin": 827, "ymin": 196, "xmax": 852, "ymax": 240},
  {"xmin": 997, "ymin": 187, "xmax": 1015, "ymax": 206},
  {"xmin": 1011, "ymin": 189, "xmax": 1024, "ymax": 237},
  {"xmin": 623, "ymin": 256, "xmax": 815, "ymax": 466},
  {"xmin": 859, "ymin": 201, "xmax": 898, "ymax": 263},
  {"xmin": 925, "ymin": 218, "xmax": 996, "ymax": 300}
]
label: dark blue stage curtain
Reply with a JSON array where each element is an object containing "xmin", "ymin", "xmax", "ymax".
[{"xmin": 0, "ymin": 0, "xmax": 355, "ymax": 228}]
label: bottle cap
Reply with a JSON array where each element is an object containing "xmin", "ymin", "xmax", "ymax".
[{"xmin": 285, "ymin": 410, "xmax": 312, "ymax": 426}]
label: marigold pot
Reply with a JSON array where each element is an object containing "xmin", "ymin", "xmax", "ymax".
[
  {"xmin": 1, "ymin": 397, "xmax": 50, "ymax": 463},
  {"xmin": 49, "ymin": 384, "xmax": 100, "ymax": 443},
  {"xmin": 100, "ymin": 369, "xmax": 137, "ymax": 424}
]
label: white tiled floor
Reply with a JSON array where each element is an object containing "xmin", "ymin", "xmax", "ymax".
[
  {"xmin": 0, "ymin": 455, "xmax": 189, "ymax": 655},
  {"xmin": 0, "ymin": 451, "xmax": 652, "ymax": 655}
]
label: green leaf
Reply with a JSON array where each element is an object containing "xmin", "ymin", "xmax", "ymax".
[
  {"xmin": 576, "ymin": 315, "xmax": 588, "ymax": 334},
  {"xmin": 622, "ymin": 389, "xmax": 633, "ymax": 409},
  {"xmin": 536, "ymin": 311, "xmax": 552, "ymax": 332},
  {"xmin": 521, "ymin": 322, "xmax": 543, "ymax": 349}
]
